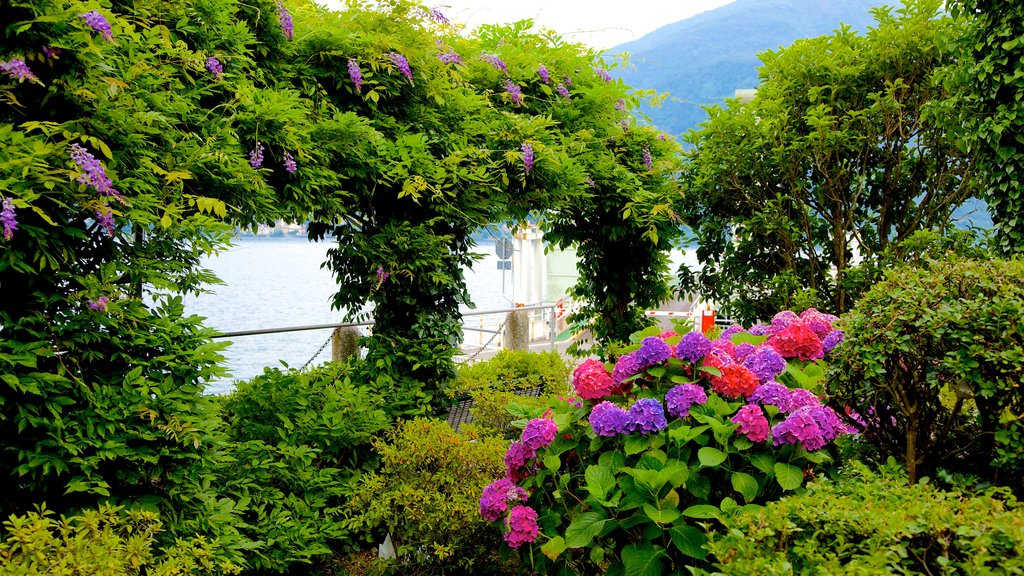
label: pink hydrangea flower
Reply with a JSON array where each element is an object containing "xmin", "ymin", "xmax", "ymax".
[
  {"xmin": 732, "ymin": 404, "xmax": 770, "ymax": 442},
  {"xmin": 504, "ymin": 505, "xmax": 539, "ymax": 548},
  {"xmin": 572, "ymin": 358, "xmax": 615, "ymax": 400},
  {"xmin": 521, "ymin": 417, "xmax": 556, "ymax": 450},
  {"xmin": 479, "ymin": 478, "xmax": 527, "ymax": 521}
]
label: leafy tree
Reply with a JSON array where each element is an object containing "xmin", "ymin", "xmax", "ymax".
[
  {"xmin": 678, "ymin": 0, "xmax": 976, "ymax": 323},
  {"xmin": 947, "ymin": 0, "xmax": 1024, "ymax": 254}
]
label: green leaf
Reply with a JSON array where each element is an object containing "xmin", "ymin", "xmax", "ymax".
[
  {"xmin": 682, "ymin": 504, "xmax": 721, "ymax": 520},
  {"xmin": 564, "ymin": 512, "xmax": 607, "ymax": 548},
  {"xmin": 697, "ymin": 446, "xmax": 727, "ymax": 467},
  {"xmin": 731, "ymin": 471, "xmax": 759, "ymax": 503},
  {"xmin": 585, "ymin": 465, "xmax": 616, "ymax": 500},
  {"xmin": 541, "ymin": 536, "xmax": 566, "ymax": 561},
  {"xmin": 774, "ymin": 462, "xmax": 804, "ymax": 491},
  {"xmin": 643, "ymin": 503, "xmax": 680, "ymax": 525},
  {"xmin": 543, "ymin": 453, "xmax": 561, "ymax": 473},
  {"xmin": 625, "ymin": 435, "xmax": 649, "ymax": 455},
  {"xmin": 668, "ymin": 525, "xmax": 708, "ymax": 559},
  {"xmin": 621, "ymin": 543, "xmax": 664, "ymax": 576}
]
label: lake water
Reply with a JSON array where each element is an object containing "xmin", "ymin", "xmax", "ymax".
[{"xmin": 182, "ymin": 236, "xmax": 518, "ymax": 394}]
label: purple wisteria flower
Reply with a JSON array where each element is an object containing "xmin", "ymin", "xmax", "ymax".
[
  {"xmin": 388, "ymin": 51, "xmax": 413, "ymax": 82},
  {"xmin": 658, "ymin": 133, "xmax": 667, "ymax": 141},
  {"xmin": 70, "ymin": 144, "xmax": 122, "ymax": 200},
  {"xmin": 42, "ymin": 46, "xmax": 61, "ymax": 59},
  {"xmin": 521, "ymin": 143, "xmax": 534, "ymax": 175},
  {"xmin": 589, "ymin": 401, "xmax": 629, "ymax": 437},
  {"xmin": 249, "ymin": 141, "xmax": 264, "ymax": 168},
  {"xmin": 636, "ymin": 337, "xmax": 672, "ymax": 369},
  {"xmin": 0, "ymin": 58, "xmax": 38, "ymax": 83},
  {"xmin": 521, "ymin": 417, "xmax": 556, "ymax": 450},
  {"xmin": 585, "ymin": 176, "xmax": 596, "ymax": 187},
  {"xmin": 276, "ymin": 1, "xmax": 294, "ymax": 40},
  {"xmin": 422, "ymin": 7, "xmax": 449, "ymax": 24},
  {"xmin": 481, "ymin": 53, "xmax": 507, "ymax": 74},
  {"xmin": 504, "ymin": 505, "xmax": 539, "ymax": 548},
  {"xmin": 480, "ymin": 478, "xmax": 527, "ymax": 522},
  {"xmin": 206, "ymin": 57, "xmax": 223, "ymax": 79},
  {"xmin": 615, "ymin": 98, "xmax": 626, "ymax": 111},
  {"xmin": 376, "ymin": 266, "xmax": 389, "ymax": 284},
  {"xmin": 556, "ymin": 83, "xmax": 570, "ymax": 100},
  {"xmin": 642, "ymin": 146, "xmax": 653, "ymax": 171},
  {"xmin": 79, "ymin": 10, "xmax": 114, "ymax": 41},
  {"xmin": 748, "ymin": 382, "xmax": 791, "ymax": 412},
  {"xmin": 665, "ymin": 384, "xmax": 707, "ymax": 418},
  {"xmin": 720, "ymin": 324, "xmax": 747, "ymax": 340},
  {"xmin": 88, "ymin": 296, "xmax": 109, "ymax": 312},
  {"xmin": 437, "ymin": 50, "xmax": 462, "ymax": 65},
  {"xmin": 594, "ymin": 67, "xmax": 612, "ymax": 82},
  {"xmin": 732, "ymin": 404, "xmax": 770, "ymax": 442},
  {"xmin": 1, "ymin": 197, "xmax": 17, "ymax": 240},
  {"xmin": 95, "ymin": 207, "xmax": 115, "ymax": 236},
  {"xmin": 537, "ymin": 64, "xmax": 550, "ymax": 83},
  {"xmin": 676, "ymin": 331, "xmax": 713, "ymax": 363},
  {"xmin": 503, "ymin": 79, "xmax": 523, "ymax": 105},
  {"xmin": 743, "ymin": 346, "xmax": 787, "ymax": 382},
  {"xmin": 562, "ymin": 75, "xmax": 572, "ymax": 86},
  {"xmin": 283, "ymin": 151, "xmax": 297, "ymax": 173},
  {"xmin": 822, "ymin": 329, "xmax": 844, "ymax": 354},
  {"xmin": 612, "ymin": 351, "xmax": 644, "ymax": 389},
  {"xmin": 626, "ymin": 398, "xmax": 667, "ymax": 434},
  {"xmin": 347, "ymin": 59, "xmax": 362, "ymax": 93}
]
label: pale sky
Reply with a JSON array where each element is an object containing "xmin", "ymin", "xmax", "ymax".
[{"xmin": 322, "ymin": 1, "xmax": 737, "ymax": 50}]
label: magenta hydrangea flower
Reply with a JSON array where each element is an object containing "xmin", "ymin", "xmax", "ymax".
[
  {"xmin": 0, "ymin": 58, "xmax": 38, "ymax": 83},
  {"xmin": 800, "ymin": 308, "xmax": 838, "ymax": 338},
  {"xmin": 786, "ymin": 388, "xmax": 821, "ymax": 413},
  {"xmin": 388, "ymin": 51, "xmax": 413, "ymax": 82},
  {"xmin": 206, "ymin": 57, "xmax": 223, "ymax": 79},
  {"xmin": 743, "ymin": 346, "xmax": 787, "ymax": 382},
  {"xmin": 283, "ymin": 151, "xmax": 297, "ymax": 173},
  {"xmin": 720, "ymin": 324, "xmax": 747, "ymax": 340},
  {"xmin": 676, "ymin": 331, "xmax": 713, "ymax": 363},
  {"xmin": 87, "ymin": 296, "xmax": 109, "ymax": 312},
  {"xmin": 556, "ymin": 83, "xmax": 570, "ymax": 100},
  {"xmin": 481, "ymin": 53, "xmax": 507, "ymax": 74},
  {"xmin": 249, "ymin": 141, "xmax": 264, "ymax": 168},
  {"xmin": 504, "ymin": 505, "xmax": 539, "ymax": 548},
  {"xmin": 504, "ymin": 441, "xmax": 537, "ymax": 482},
  {"xmin": 822, "ymin": 329, "xmax": 844, "ymax": 354},
  {"xmin": 521, "ymin": 417, "xmax": 556, "ymax": 450},
  {"xmin": 642, "ymin": 146, "xmax": 653, "ymax": 171},
  {"xmin": 537, "ymin": 64, "xmax": 550, "ymax": 83},
  {"xmin": 611, "ymin": 351, "xmax": 644, "ymax": 391},
  {"xmin": 276, "ymin": 1, "xmax": 294, "ymax": 40},
  {"xmin": 768, "ymin": 310, "xmax": 800, "ymax": 334},
  {"xmin": 79, "ymin": 10, "xmax": 114, "ymax": 41},
  {"xmin": 479, "ymin": 478, "xmax": 527, "ymax": 522},
  {"xmin": 503, "ymin": 79, "xmax": 523, "ymax": 105},
  {"xmin": 437, "ymin": 51, "xmax": 462, "ymax": 65},
  {"xmin": 636, "ymin": 337, "xmax": 672, "ymax": 370},
  {"xmin": 748, "ymin": 382, "xmax": 791, "ymax": 412},
  {"xmin": 732, "ymin": 404, "xmax": 770, "ymax": 442},
  {"xmin": 347, "ymin": 59, "xmax": 362, "ymax": 93},
  {"xmin": 626, "ymin": 398, "xmax": 667, "ymax": 435},
  {"xmin": 665, "ymin": 384, "xmax": 707, "ymax": 418},
  {"xmin": 772, "ymin": 404, "xmax": 847, "ymax": 451},
  {"xmin": 1, "ymin": 197, "xmax": 18, "ymax": 240},
  {"xmin": 711, "ymin": 338, "xmax": 737, "ymax": 358},
  {"xmin": 521, "ymin": 143, "xmax": 534, "ymax": 174},
  {"xmin": 589, "ymin": 401, "xmax": 629, "ymax": 437},
  {"xmin": 594, "ymin": 67, "xmax": 612, "ymax": 82},
  {"xmin": 70, "ymin": 144, "xmax": 122, "ymax": 201}
]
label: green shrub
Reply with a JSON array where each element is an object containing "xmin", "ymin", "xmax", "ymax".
[
  {"xmin": 828, "ymin": 256, "xmax": 1024, "ymax": 486},
  {"xmin": 702, "ymin": 461, "xmax": 1024, "ymax": 575},
  {"xmin": 346, "ymin": 418, "xmax": 514, "ymax": 575},
  {"xmin": 450, "ymin": 350, "xmax": 571, "ymax": 435},
  {"xmin": 0, "ymin": 504, "xmax": 241, "ymax": 575}
]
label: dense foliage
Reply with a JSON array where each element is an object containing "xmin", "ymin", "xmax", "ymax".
[
  {"xmin": 828, "ymin": 256, "xmax": 1024, "ymax": 486},
  {"xmin": 678, "ymin": 0, "xmax": 976, "ymax": 323}
]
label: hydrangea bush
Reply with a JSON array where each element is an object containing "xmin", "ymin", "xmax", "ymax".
[{"xmin": 481, "ymin": 309, "xmax": 855, "ymax": 574}]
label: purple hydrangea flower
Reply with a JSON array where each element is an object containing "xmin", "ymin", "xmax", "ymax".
[
  {"xmin": 733, "ymin": 342, "xmax": 757, "ymax": 362},
  {"xmin": 388, "ymin": 51, "xmax": 413, "ymax": 82},
  {"xmin": 589, "ymin": 401, "xmax": 629, "ymax": 437},
  {"xmin": 277, "ymin": 1, "xmax": 294, "ymax": 40},
  {"xmin": 249, "ymin": 141, "xmax": 264, "ymax": 168},
  {"xmin": 283, "ymin": 151, "xmax": 297, "ymax": 173},
  {"xmin": 481, "ymin": 53, "xmax": 507, "ymax": 75},
  {"xmin": 1, "ymin": 197, "xmax": 17, "ymax": 240},
  {"xmin": 743, "ymin": 346, "xmax": 787, "ymax": 382},
  {"xmin": 503, "ymin": 79, "xmax": 523, "ymax": 105},
  {"xmin": 521, "ymin": 417, "xmax": 556, "ymax": 450},
  {"xmin": 479, "ymin": 478, "xmax": 527, "ymax": 522},
  {"xmin": 665, "ymin": 384, "xmax": 707, "ymax": 418},
  {"xmin": 748, "ymin": 382, "xmax": 791, "ymax": 412},
  {"xmin": 636, "ymin": 337, "xmax": 672, "ymax": 369},
  {"xmin": 768, "ymin": 310, "xmax": 800, "ymax": 334},
  {"xmin": 720, "ymin": 324, "xmax": 747, "ymax": 340},
  {"xmin": 732, "ymin": 404, "xmax": 770, "ymax": 442},
  {"xmin": 437, "ymin": 51, "xmax": 462, "ymax": 65},
  {"xmin": 822, "ymin": 329, "xmax": 844, "ymax": 354},
  {"xmin": 556, "ymin": 83, "xmax": 570, "ymax": 100},
  {"xmin": 612, "ymin": 351, "xmax": 644, "ymax": 389},
  {"xmin": 537, "ymin": 64, "xmax": 550, "ymax": 83},
  {"xmin": 521, "ymin": 143, "xmax": 534, "ymax": 175},
  {"xmin": 626, "ymin": 398, "xmax": 668, "ymax": 434},
  {"xmin": 504, "ymin": 441, "xmax": 537, "ymax": 482},
  {"xmin": 206, "ymin": 57, "xmax": 223, "ymax": 79},
  {"xmin": 676, "ymin": 331, "xmax": 713, "ymax": 363},
  {"xmin": 88, "ymin": 296, "xmax": 109, "ymax": 312},
  {"xmin": 642, "ymin": 147, "xmax": 653, "ymax": 171},
  {"xmin": 70, "ymin": 144, "xmax": 123, "ymax": 201},
  {"xmin": 748, "ymin": 324, "xmax": 771, "ymax": 336},
  {"xmin": 786, "ymin": 388, "xmax": 821, "ymax": 412},
  {"xmin": 347, "ymin": 59, "xmax": 362, "ymax": 93},
  {"xmin": 594, "ymin": 67, "xmax": 612, "ymax": 82},
  {"xmin": 772, "ymin": 404, "xmax": 847, "ymax": 451},
  {"xmin": 0, "ymin": 58, "xmax": 38, "ymax": 83},
  {"xmin": 615, "ymin": 98, "xmax": 626, "ymax": 111},
  {"xmin": 504, "ymin": 505, "xmax": 539, "ymax": 548},
  {"xmin": 79, "ymin": 10, "xmax": 114, "ymax": 41}
]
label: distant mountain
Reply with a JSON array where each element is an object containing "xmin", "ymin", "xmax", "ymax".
[{"xmin": 612, "ymin": 0, "xmax": 885, "ymax": 137}]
